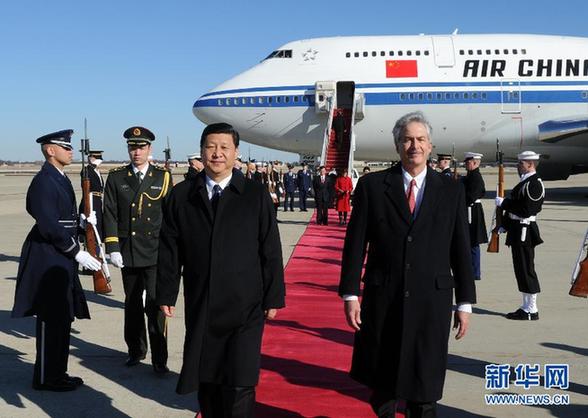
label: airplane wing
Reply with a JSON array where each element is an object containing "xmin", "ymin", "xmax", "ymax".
[{"xmin": 538, "ymin": 118, "xmax": 588, "ymax": 144}]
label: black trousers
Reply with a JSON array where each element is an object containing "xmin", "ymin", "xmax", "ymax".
[
  {"xmin": 121, "ymin": 265, "xmax": 167, "ymax": 365},
  {"xmin": 284, "ymin": 192, "xmax": 295, "ymax": 211},
  {"xmin": 511, "ymin": 244, "xmax": 541, "ymax": 293},
  {"xmin": 370, "ymin": 390, "xmax": 437, "ymax": 418},
  {"xmin": 198, "ymin": 383, "xmax": 255, "ymax": 418},
  {"xmin": 316, "ymin": 199, "xmax": 329, "ymax": 225},
  {"xmin": 298, "ymin": 189, "xmax": 307, "ymax": 210},
  {"xmin": 33, "ymin": 316, "xmax": 72, "ymax": 385}
]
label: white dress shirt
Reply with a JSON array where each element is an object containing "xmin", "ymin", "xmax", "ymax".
[{"xmin": 205, "ymin": 173, "xmax": 233, "ymax": 199}]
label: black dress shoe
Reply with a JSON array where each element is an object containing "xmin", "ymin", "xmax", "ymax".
[
  {"xmin": 126, "ymin": 354, "xmax": 146, "ymax": 366},
  {"xmin": 33, "ymin": 378, "xmax": 78, "ymax": 392},
  {"xmin": 64, "ymin": 374, "xmax": 84, "ymax": 386},
  {"xmin": 153, "ymin": 364, "xmax": 169, "ymax": 374},
  {"xmin": 506, "ymin": 308, "xmax": 539, "ymax": 320}
]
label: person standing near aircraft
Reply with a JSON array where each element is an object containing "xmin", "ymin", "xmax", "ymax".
[
  {"xmin": 339, "ymin": 112, "xmax": 476, "ymax": 418},
  {"xmin": 79, "ymin": 150, "xmax": 105, "ymax": 241},
  {"xmin": 313, "ymin": 166, "xmax": 331, "ymax": 226},
  {"xmin": 462, "ymin": 152, "xmax": 488, "ymax": 281},
  {"xmin": 335, "ymin": 168, "xmax": 353, "ymax": 225},
  {"xmin": 437, "ymin": 153, "xmax": 453, "ymax": 177},
  {"xmin": 157, "ymin": 122, "xmax": 285, "ymax": 418},
  {"xmin": 103, "ymin": 126, "xmax": 171, "ymax": 373},
  {"xmin": 297, "ymin": 162, "xmax": 312, "ymax": 211},
  {"xmin": 12, "ymin": 130, "xmax": 101, "ymax": 391},
  {"xmin": 283, "ymin": 164, "xmax": 297, "ymax": 212},
  {"xmin": 495, "ymin": 151, "xmax": 545, "ymax": 320}
]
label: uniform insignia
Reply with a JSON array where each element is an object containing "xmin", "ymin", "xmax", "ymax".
[
  {"xmin": 109, "ymin": 165, "xmax": 128, "ymax": 173},
  {"xmin": 133, "ymin": 128, "xmax": 141, "ymax": 136},
  {"xmin": 151, "ymin": 186, "xmax": 162, "ymax": 190},
  {"xmin": 121, "ymin": 184, "xmax": 130, "ymax": 191}
]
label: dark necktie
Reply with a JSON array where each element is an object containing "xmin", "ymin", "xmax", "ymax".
[
  {"xmin": 406, "ymin": 179, "xmax": 416, "ymax": 214},
  {"xmin": 136, "ymin": 171, "xmax": 143, "ymax": 183},
  {"xmin": 211, "ymin": 184, "xmax": 222, "ymax": 214}
]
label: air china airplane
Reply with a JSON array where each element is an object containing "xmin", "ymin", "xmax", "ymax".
[{"xmin": 193, "ymin": 34, "xmax": 588, "ymax": 180}]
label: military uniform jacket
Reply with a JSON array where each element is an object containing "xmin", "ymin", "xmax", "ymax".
[
  {"xmin": 103, "ymin": 164, "xmax": 171, "ymax": 267},
  {"xmin": 156, "ymin": 170, "xmax": 285, "ymax": 394},
  {"xmin": 79, "ymin": 164, "xmax": 105, "ymax": 241},
  {"xmin": 297, "ymin": 170, "xmax": 312, "ymax": 191},
  {"xmin": 12, "ymin": 162, "xmax": 90, "ymax": 320},
  {"xmin": 502, "ymin": 173, "xmax": 544, "ymax": 247},
  {"xmin": 283, "ymin": 171, "xmax": 297, "ymax": 193},
  {"xmin": 339, "ymin": 164, "xmax": 476, "ymax": 402},
  {"xmin": 440, "ymin": 167, "xmax": 452, "ymax": 177},
  {"xmin": 462, "ymin": 168, "xmax": 488, "ymax": 245}
]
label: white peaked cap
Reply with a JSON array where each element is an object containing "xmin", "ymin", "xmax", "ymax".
[
  {"xmin": 517, "ymin": 150, "xmax": 540, "ymax": 161},
  {"xmin": 464, "ymin": 152, "xmax": 483, "ymax": 160}
]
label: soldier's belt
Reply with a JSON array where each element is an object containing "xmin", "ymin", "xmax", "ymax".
[
  {"xmin": 508, "ymin": 213, "xmax": 536, "ymax": 224},
  {"xmin": 90, "ymin": 191, "xmax": 103, "ymax": 197},
  {"xmin": 58, "ymin": 219, "xmax": 77, "ymax": 228}
]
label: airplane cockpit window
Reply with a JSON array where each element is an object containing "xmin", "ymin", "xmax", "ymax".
[
  {"xmin": 424, "ymin": 50, "xmax": 430, "ymax": 56},
  {"xmin": 407, "ymin": 51, "xmax": 412, "ymax": 56},
  {"xmin": 354, "ymin": 52, "xmax": 359, "ymax": 57},
  {"xmin": 416, "ymin": 51, "xmax": 421, "ymax": 56},
  {"xmin": 264, "ymin": 50, "xmax": 293, "ymax": 60}
]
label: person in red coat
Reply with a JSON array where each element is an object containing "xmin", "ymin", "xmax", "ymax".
[{"xmin": 335, "ymin": 168, "xmax": 353, "ymax": 225}]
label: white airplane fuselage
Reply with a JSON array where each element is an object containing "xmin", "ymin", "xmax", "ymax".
[{"xmin": 194, "ymin": 34, "xmax": 588, "ymax": 179}]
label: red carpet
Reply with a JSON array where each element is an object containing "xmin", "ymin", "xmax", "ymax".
[{"xmin": 257, "ymin": 210, "xmax": 405, "ymax": 417}]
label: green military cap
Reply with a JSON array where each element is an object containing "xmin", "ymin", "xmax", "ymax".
[{"xmin": 123, "ymin": 126, "xmax": 155, "ymax": 145}]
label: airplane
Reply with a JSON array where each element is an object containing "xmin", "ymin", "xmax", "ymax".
[{"xmin": 193, "ymin": 33, "xmax": 588, "ymax": 180}]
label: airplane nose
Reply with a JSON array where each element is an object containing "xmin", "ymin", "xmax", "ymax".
[{"xmin": 193, "ymin": 95, "xmax": 214, "ymax": 124}]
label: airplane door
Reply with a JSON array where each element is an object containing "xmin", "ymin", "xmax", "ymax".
[
  {"xmin": 432, "ymin": 36, "xmax": 455, "ymax": 67},
  {"xmin": 501, "ymin": 79, "xmax": 521, "ymax": 114}
]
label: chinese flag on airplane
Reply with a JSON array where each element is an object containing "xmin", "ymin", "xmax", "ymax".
[{"xmin": 386, "ymin": 60, "xmax": 418, "ymax": 78}]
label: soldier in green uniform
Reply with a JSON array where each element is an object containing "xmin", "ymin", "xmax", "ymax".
[{"xmin": 103, "ymin": 126, "xmax": 172, "ymax": 373}]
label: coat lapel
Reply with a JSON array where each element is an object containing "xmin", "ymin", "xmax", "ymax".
[
  {"xmin": 384, "ymin": 164, "xmax": 412, "ymax": 225},
  {"xmin": 215, "ymin": 170, "xmax": 245, "ymax": 222},
  {"xmin": 44, "ymin": 162, "xmax": 76, "ymax": 206},
  {"xmin": 138, "ymin": 165, "xmax": 156, "ymax": 195},
  {"xmin": 188, "ymin": 172, "xmax": 214, "ymax": 224},
  {"xmin": 413, "ymin": 167, "xmax": 442, "ymax": 226},
  {"xmin": 124, "ymin": 164, "xmax": 140, "ymax": 192}
]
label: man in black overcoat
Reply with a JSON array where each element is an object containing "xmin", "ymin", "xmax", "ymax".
[
  {"xmin": 297, "ymin": 162, "xmax": 312, "ymax": 211},
  {"xmin": 157, "ymin": 122, "xmax": 285, "ymax": 418},
  {"xmin": 79, "ymin": 150, "xmax": 105, "ymax": 241},
  {"xmin": 495, "ymin": 151, "xmax": 545, "ymax": 320},
  {"xmin": 462, "ymin": 152, "xmax": 488, "ymax": 281},
  {"xmin": 313, "ymin": 166, "xmax": 331, "ymax": 225},
  {"xmin": 437, "ymin": 153, "xmax": 453, "ymax": 177},
  {"xmin": 339, "ymin": 112, "xmax": 476, "ymax": 418},
  {"xmin": 12, "ymin": 130, "xmax": 101, "ymax": 391}
]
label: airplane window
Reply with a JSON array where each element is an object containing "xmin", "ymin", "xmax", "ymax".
[
  {"xmin": 233, "ymin": 98, "xmax": 238, "ymax": 105},
  {"xmin": 482, "ymin": 93, "xmax": 487, "ymax": 100},
  {"xmin": 268, "ymin": 97, "xmax": 273, "ymax": 104},
  {"xmin": 363, "ymin": 52, "xmax": 368, "ymax": 57},
  {"xmin": 424, "ymin": 50, "xmax": 429, "ymax": 55},
  {"xmin": 459, "ymin": 50, "xmax": 464, "ymax": 55},
  {"xmin": 445, "ymin": 93, "xmax": 451, "ymax": 100},
  {"xmin": 400, "ymin": 93, "xmax": 406, "ymax": 100},
  {"xmin": 486, "ymin": 49, "xmax": 491, "ymax": 55},
  {"xmin": 468, "ymin": 50, "xmax": 473, "ymax": 55},
  {"xmin": 477, "ymin": 50, "xmax": 482, "ymax": 55},
  {"xmin": 521, "ymin": 49, "xmax": 527, "ymax": 54},
  {"xmin": 250, "ymin": 97, "xmax": 255, "ymax": 104},
  {"xmin": 427, "ymin": 93, "xmax": 433, "ymax": 100},
  {"xmin": 285, "ymin": 50, "xmax": 292, "ymax": 58},
  {"xmin": 416, "ymin": 51, "xmax": 421, "ymax": 56},
  {"xmin": 276, "ymin": 96, "xmax": 281, "ymax": 103},
  {"xmin": 463, "ymin": 93, "xmax": 469, "ymax": 99},
  {"xmin": 389, "ymin": 51, "xmax": 394, "ymax": 56},
  {"xmin": 372, "ymin": 51, "xmax": 377, "ymax": 57},
  {"xmin": 582, "ymin": 92, "xmax": 588, "ymax": 99},
  {"xmin": 454, "ymin": 93, "xmax": 460, "ymax": 99},
  {"xmin": 346, "ymin": 52, "xmax": 351, "ymax": 58},
  {"xmin": 513, "ymin": 49, "xmax": 518, "ymax": 54},
  {"xmin": 285, "ymin": 96, "xmax": 290, "ymax": 103},
  {"xmin": 240, "ymin": 98, "xmax": 246, "ymax": 105},
  {"xmin": 258, "ymin": 97, "xmax": 264, "ymax": 104},
  {"xmin": 217, "ymin": 99, "xmax": 222, "ymax": 106},
  {"xmin": 264, "ymin": 51, "xmax": 278, "ymax": 60},
  {"xmin": 226, "ymin": 98, "xmax": 231, "ymax": 105},
  {"xmin": 380, "ymin": 51, "xmax": 385, "ymax": 56},
  {"xmin": 472, "ymin": 92, "xmax": 478, "ymax": 99},
  {"xmin": 408, "ymin": 93, "xmax": 415, "ymax": 100},
  {"xmin": 503, "ymin": 49, "xmax": 509, "ymax": 54},
  {"xmin": 495, "ymin": 49, "xmax": 500, "ymax": 54},
  {"xmin": 418, "ymin": 93, "xmax": 424, "ymax": 100},
  {"xmin": 294, "ymin": 96, "xmax": 299, "ymax": 103},
  {"xmin": 407, "ymin": 51, "xmax": 412, "ymax": 56},
  {"xmin": 398, "ymin": 51, "xmax": 403, "ymax": 56},
  {"xmin": 354, "ymin": 52, "xmax": 359, "ymax": 57},
  {"xmin": 436, "ymin": 93, "xmax": 442, "ymax": 100}
]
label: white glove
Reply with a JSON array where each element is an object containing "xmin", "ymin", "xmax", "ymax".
[
  {"xmin": 80, "ymin": 211, "xmax": 97, "ymax": 228},
  {"xmin": 75, "ymin": 250, "xmax": 102, "ymax": 271},
  {"xmin": 495, "ymin": 197, "xmax": 504, "ymax": 207},
  {"xmin": 109, "ymin": 252, "xmax": 124, "ymax": 268}
]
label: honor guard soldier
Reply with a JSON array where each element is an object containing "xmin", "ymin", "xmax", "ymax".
[
  {"xmin": 437, "ymin": 153, "xmax": 453, "ymax": 177},
  {"xmin": 185, "ymin": 152, "xmax": 203, "ymax": 180},
  {"xmin": 12, "ymin": 130, "xmax": 101, "ymax": 391},
  {"xmin": 463, "ymin": 152, "xmax": 488, "ymax": 280},
  {"xmin": 496, "ymin": 151, "xmax": 545, "ymax": 320},
  {"xmin": 103, "ymin": 126, "xmax": 172, "ymax": 372},
  {"xmin": 79, "ymin": 150, "xmax": 105, "ymax": 240}
]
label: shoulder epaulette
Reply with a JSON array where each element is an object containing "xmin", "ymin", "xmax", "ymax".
[
  {"xmin": 151, "ymin": 164, "xmax": 170, "ymax": 172},
  {"xmin": 109, "ymin": 165, "xmax": 128, "ymax": 174}
]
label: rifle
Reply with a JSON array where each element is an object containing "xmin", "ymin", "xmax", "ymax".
[
  {"xmin": 80, "ymin": 119, "xmax": 112, "ymax": 294},
  {"xmin": 569, "ymin": 229, "xmax": 588, "ymax": 298},
  {"xmin": 487, "ymin": 139, "xmax": 504, "ymax": 253},
  {"xmin": 163, "ymin": 136, "xmax": 172, "ymax": 170},
  {"xmin": 451, "ymin": 143, "xmax": 458, "ymax": 180}
]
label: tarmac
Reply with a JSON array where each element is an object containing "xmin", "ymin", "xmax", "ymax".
[{"xmin": 0, "ymin": 168, "xmax": 586, "ymax": 417}]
